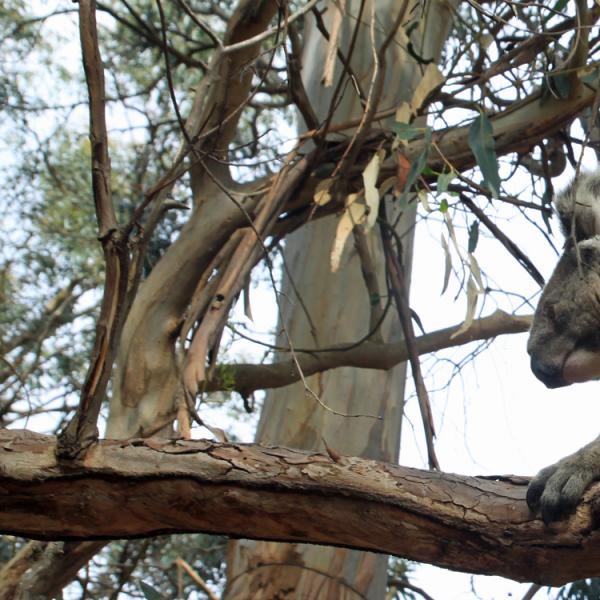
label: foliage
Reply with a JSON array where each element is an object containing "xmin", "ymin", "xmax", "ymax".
[{"xmin": 1, "ymin": 0, "xmax": 600, "ymax": 597}]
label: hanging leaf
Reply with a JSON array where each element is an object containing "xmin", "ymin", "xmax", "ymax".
[
  {"xmin": 437, "ymin": 169, "xmax": 456, "ymax": 193},
  {"xmin": 468, "ymin": 111, "xmax": 500, "ymax": 197},
  {"xmin": 391, "ymin": 122, "xmax": 421, "ymax": 141},
  {"xmin": 439, "ymin": 198, "xmax": 448, "ymax": 213},
  {"xmin": 441, "ymin": 234, "xmax": 452, "ymax": 295},
  {"xmin": 243, "ymin": 279, "xmax": 253, "ymax": 322},
  {"xmin": 395, "ymin": 102, "xmax": 412, "ymax": 125},
  {"xmin": 379, "ymin": 176, "xmax": 397, "ymax": 197},
  {"xmin": 399, "ymin": 126, "xmax": 431, "ymax": 204},
  {"xmin": 467, "ymin": 221, "xmax": 479, "ymax": 253},
  {"xmin": 410, "ymin": 63, "xmax": 444, "ymax": 113},
  {"xmin": 362, "ymin": 149, "xmax": 385, "ymax": 230},
  {"xmin": 444, "ymin": 211, "xmax": 462, "ymax": 259},
  {"xmin": 140, "ymin": 582, "xmax": 166, "ymax": 600},
  {"xmin": 548, "ymin": 72, "xmax": 571, "ymax": 99},
  {"xmin": 469, "ymin": 253, "xmax": 485, "ymax": 292},
  {"xmin": 331, "ymin": 197, "xmax": 365, "ymax": 272},
  {"xmin": 314, "ymin": 178, "xmax": 333, "ymax": 206},
  {"xmin": 451, "ymin": 277, "xmax": 479, "ymax": 339},
  {"xmin": 418, "ymin": 189, "xmax": 432, "ymax": 212}
]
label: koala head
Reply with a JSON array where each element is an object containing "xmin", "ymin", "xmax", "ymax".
[{"xmin": 528, "ymin": 172, "xmax": 600, "ymax": 388}]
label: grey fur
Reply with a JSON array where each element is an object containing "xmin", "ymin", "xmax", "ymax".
[{"xmin": 527, "ymin": 171, "xmax": 600, "ymax": 522}]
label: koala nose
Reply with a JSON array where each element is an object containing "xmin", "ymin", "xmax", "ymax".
[{"xmin": 530, "ymin": 355, "xmax": 565, "ymax": 388}]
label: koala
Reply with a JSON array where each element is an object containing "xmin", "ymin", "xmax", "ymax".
[{"xmin": 527, "ymin": 171, "xmax": 600, "ymax": 523}]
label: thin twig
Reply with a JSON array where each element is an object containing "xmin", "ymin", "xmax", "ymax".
[{"xmin": 379, "ymin": 212, "xmax": 439, "ymax": 470}]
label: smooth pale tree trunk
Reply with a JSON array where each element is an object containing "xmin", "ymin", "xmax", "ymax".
[{"xmin": 224, "ymin": 2, "xmax": 456, "ymax": 598}]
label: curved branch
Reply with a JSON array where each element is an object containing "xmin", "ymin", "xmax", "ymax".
[
  {"xmin": 2, "ymin": 429, "xmax": 600, "ymax": 586},
  {"xmin": 208, "ymin": 310, "xmax": 532, "ymax": 394}
]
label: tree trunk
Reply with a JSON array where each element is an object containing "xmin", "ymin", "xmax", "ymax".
[{"xmin": 224, "ymin": 2, "xmax": 456, "ymax": 598}]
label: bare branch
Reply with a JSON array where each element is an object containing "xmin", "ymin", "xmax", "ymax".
[
  {"xmin": 3, "ymin": 429, "xmax": 600, "ymax": 587},
  {"xmin": 57, "ymin": 0, "xmax": 130, "ymax": 458},
  {"xmin": 208, "ymin": 310, "xmax": 532, "ymax": 395}
]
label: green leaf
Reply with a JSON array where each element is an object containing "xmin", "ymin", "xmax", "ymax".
[
  {"xmin": 550, "ymin": 72, "xmax": 571, "ymax": 99},
  {"xmin": 391, "ymin": 122, "xmax": 421, "ymax": 141},
  {"xmin": 439, "ymin": 198, "xmax": 449, "ymax": 213},
  {"xmin": 468, "ymin": 111, "xmax": 500, "ymax": 197},
  {"xmin": 400, "ymin": 127, "xmax": 431, "ymax": 204},
  {"xmin": 468, "ymin": 221, "xmax": 479, "ymax": 253},
  {"xmin": 140, "ymin": 581, "xmax": 166, "ymax": 600},
  {"xmin": 582, "ymin": 66, "xmax": 600, "ymax": 85},
  {"xmin": 553, "ymin": 0, "xmax": 567, "ymax": 11},
  {"xmin": 437, "ymin": 169, "xmax": 455, "ymax": 193},
  {"xmin": 441, "ymin": 234, "xmax": 452, "ymax": 295}
]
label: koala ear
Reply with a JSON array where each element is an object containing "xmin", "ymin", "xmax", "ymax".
[{"xmin": 555, "ymin": 172, "xmax": 600, "ymax": 240}]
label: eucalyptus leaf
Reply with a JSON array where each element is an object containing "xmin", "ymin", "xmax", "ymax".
[
  {"xmin": 391, "ymin": 122, "xmax": 421, "ymax": 141},
  {"xmin": 468, "ymin": 221, "xmax": 479, "ymax": 254},
  {"xmin": 437, "ymin": 169, "xmax": 455, "ymax": 193},
  {"xmin": 468, "ymin": 111, "xmax": 500, "ymax": 197},
  {"xmin": 549, "ymin": 73, "xmax": 571, "ymax": 99},
  {"xmin": 140, "ymin": 581, "xmax": 166, "ymax": 600},
  {"xmin": 400, "ymin": 126, "xmax": 431, "ymax": 204}
]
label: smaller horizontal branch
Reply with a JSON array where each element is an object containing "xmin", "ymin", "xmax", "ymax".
[
  {"xmin": 2, "ymin": 430, "xmax": 600, "ymax": 585},
  {"xmin": 208, "ymin": 310, "xmax": 532, "ymax": 395}
]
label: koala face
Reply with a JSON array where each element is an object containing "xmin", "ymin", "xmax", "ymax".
[
  {"xmin": 528, "ymin": 239, "xmax": 600, "ymax": 387},
  {"xmin": 528, "ymin": 173, "xmax": 600, "ymax": 388}
]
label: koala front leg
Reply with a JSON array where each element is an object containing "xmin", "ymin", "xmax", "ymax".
[{"xmin": 527, "ymin": 436, "xmax": 600, "ymax": 523}]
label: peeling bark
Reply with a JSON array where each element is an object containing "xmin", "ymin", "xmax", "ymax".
[{"xmin": 2, "ymin": 429, "xmax": 600, "ymax": 586}]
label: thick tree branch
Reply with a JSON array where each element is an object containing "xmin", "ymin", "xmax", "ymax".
[
  {"xmin": 3, "ymin": 429, "xmax": 600, "ymax": 586},
  {"xmin": 208, "ymin": 310, "xmax": 532, "ymax": 395}
]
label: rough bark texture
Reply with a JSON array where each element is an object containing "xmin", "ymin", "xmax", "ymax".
[
  {"xmin": 4, "ymin": 0, "xmax": 600, "ymax": 596},
  {"xmin": 224, "ymin": 1, "xmax": 458, "ymax": 598},
  {"xmin": 3, "ymin": 429, "xmax": 600, "ymax": 587}
]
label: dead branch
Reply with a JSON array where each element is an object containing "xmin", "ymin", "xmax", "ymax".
[{"xmin": 57, "ymin": 0, "xmax": 130, "ymax": 458}]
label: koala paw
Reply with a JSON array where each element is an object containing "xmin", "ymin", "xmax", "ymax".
[{"xmin": 527, "ymin": 440, "xmax": 600, "ymax": 523}]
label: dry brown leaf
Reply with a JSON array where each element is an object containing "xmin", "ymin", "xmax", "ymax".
[
  {"xmin": 451, "ymin": 277, "xmax": 478, "ymax": 339},
  {"xmin": 314, "ymin": 178, "xmax": 333, "ymax": 206},
  {"xmin": 362, "ymin": 149, "xmax": 385, "ymax": 230},
  {"xmin": 410, "ymin": 63, "xmax": 444, "ymax": 114},
  {"xmin": 331, "ymin": 197, "xmax": 365, "ymax": 272},
  {"xmin": 395, "ymin": 102, "xmax": 411, "ymax": 124}
]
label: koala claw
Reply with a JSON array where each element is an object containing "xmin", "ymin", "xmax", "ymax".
[{"xmin": 527, "ymin": 440, "xmax": 600, "ymax": 523}]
